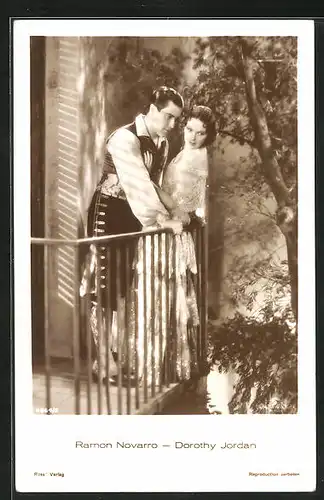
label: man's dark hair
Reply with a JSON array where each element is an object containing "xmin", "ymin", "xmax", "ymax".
[
  {"xmin": 151, "ymin": 86, "xmax": 184, "ymax": 111},
  {"xmin": 187, "ymin": 105, "xmax": 216, "ymax": 147}
]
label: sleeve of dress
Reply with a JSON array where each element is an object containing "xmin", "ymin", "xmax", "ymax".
[{"xmin": 107, "ymin": 128, "xmax": 170, "ymax": 227}]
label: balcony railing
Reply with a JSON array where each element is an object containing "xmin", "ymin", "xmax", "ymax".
[{"xmin": 31, "ymin": 224, "xmax": 208, "ymax": 415}]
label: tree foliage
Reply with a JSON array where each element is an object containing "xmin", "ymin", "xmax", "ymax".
[
  {"xmin": 186, "ymin": 37, "xmax": 298, "ymax": 413},
  {"xmin": 208, "ymin": 306, "xmax": 297, "ymax": 414},
  {"xmin": 185, "ymin": 36, "xmax": 298, "ymax": 316},
  {"xmin": 186, "ymin": 37, "xmax": 297, "ymax": 194},
  {"xmin": 102, "ymin": 37, "xmax": 188, "ymax": 126}
]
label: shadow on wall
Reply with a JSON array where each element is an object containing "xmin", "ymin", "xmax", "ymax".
[
  {"xmin": 31, "ymin": 36, "xmax": 45, "ymax": 363},
  {"xmin": 78, "ymin": 37, "xmax": 113, "ymax": 236},
  {"xmin": 78, "ymin": 37, "xmax": 144, "ymax": 235}
]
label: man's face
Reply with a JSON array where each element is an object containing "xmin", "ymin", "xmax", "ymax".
[{"xmin": 151, "ymin": 100, "xmax": 182, "ymax": 137}]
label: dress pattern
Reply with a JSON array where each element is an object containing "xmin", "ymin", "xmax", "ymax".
[{"xmin": 162, "ymin": 146, "xmax": 208, "ymax": 382}]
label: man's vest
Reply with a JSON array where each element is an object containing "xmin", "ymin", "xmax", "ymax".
[
  {"xmin": 98, "ymin": 121, "xmax": 168, "ymax": 198},
  {"xmin": 85, "ymin": 121, "xmax": 169, "ymax": 304}
]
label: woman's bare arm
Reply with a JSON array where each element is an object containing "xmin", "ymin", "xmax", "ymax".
[{"xmin": 153, "ymin": 184, "xmax": 191, "ymax": 225}]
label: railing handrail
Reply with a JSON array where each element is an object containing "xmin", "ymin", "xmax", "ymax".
[{"xmin": 31, "ymin": 227, "xmax": 174, "ymax": 246}]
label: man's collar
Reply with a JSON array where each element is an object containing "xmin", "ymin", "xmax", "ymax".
[
  {"xmin": 135, "ymin": 114, "xmax": 149, "ymax": 137},
  {"xmin": 135, "ymin": 114, "xmax": 167, "ymax": 146}
]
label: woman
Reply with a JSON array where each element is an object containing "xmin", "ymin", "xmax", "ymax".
[
  {"xmin": 160, "ymin": 105, "xmax": 215, "ymax": 381},
  {"xmin": 125, "ymin": 105, "xmax": 216, "ymax": 386}
]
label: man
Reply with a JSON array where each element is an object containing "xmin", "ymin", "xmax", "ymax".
[
  {"xmin": 88, "ymin": 86, "xmax": 184, "ymax": 235},
  {"xmin": 82, "ymin": 86, "xmax": 184, "ymax": 384}
]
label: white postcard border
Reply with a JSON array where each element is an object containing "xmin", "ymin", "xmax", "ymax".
[{"xmin": 14, "ymin": 19, "xmax": 316, "ymax": 493}]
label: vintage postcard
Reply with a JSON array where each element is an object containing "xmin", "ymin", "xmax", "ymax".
[{"xmin": 14, "ymin": 19, "xmax": 316, "ymax": 492}]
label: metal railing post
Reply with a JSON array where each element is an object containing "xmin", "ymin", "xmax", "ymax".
[
  {"xmin": 134, "ymin": 239, "xmax": 140, "ymax": 410},
  {"xmin": 73, "ymin": 243, "xmax": 81, "ymax": 414},
  {"xmin": 32, "ymin": 226, "xmax": 199, "ymax": 415},
  {"xmin": 150, "ymin": 234, "xmax": 156, "ymax": 397},
  {"xmin": 125, "ymin": 244, "xmax": 131, "ymax": 414},
  {"xmin": 158, "ymin": 233, "xmax": 163, "ymax": 393},
  {"xmin": 201, "ymin": 223, "xmax": 209, "ymax": 369},
  {"xmin": 116, "ymin": 248, "xmax": 122, "ymax": 415},
  {"xmin": 105, "ymin": 245, "xmax": 112, "ymax": 415},
  {"xmin": 143, "ymin": 235, "xmax": 148, "ymax": 403},
  {"xmin": 44, "ymin": 242, "xmax": 51, "ymax": 413},
  {"xmin": 165, "ymin": 233, "xmax": 170, "ymax": 388},
  {"xmin": 84, "ymin": 247, "xmax": 92, "ymax": 415},
  {"xmin": 171, "ymin": 234, "xmax": 177, "ymax": 383}
]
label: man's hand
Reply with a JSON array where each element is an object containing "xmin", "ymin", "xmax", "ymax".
[
  {"xmin": 171, "ymin": 207, "xmax": 191, "ymax": 225},
  {"xmin": 160, "ymin": 218, "xmax": 183, "ymax": 235}
]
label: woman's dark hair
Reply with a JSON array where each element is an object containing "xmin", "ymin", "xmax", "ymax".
[
  {"xmin": 151, "ymin": 86, "xmax": 184, "ymax": 111},
  {"xmin": 186, "ymin": 105, "xmax": 216, "ymax": 147}
]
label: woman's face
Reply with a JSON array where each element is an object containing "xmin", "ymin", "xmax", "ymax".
[{"xmin": 184, "ymin": 117, "xmax": 207, "ymax": 149}]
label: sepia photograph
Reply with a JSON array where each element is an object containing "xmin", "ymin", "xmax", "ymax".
[
  {"xmin": 31, "ymin": 34, "xmax": 298, "ymax": 416},
  {"xmin": 30, "ymin": 37, "xmax": 298, "ymax": 415},
  {"xmin": 14, "ymin": 19, "xmax": 315, "ymax": 493}
]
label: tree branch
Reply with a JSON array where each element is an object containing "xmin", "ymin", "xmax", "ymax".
[
  {"xmin": 256, "ymin": 208, "xmax": 276, "ymax": 221},
  {"xmin": 239, "ymin": 39, "xmax": 292, "ymax": 209},
  {"xmin": 217, "ymin": 129, "xmax": 255, "ymax": 148}
]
